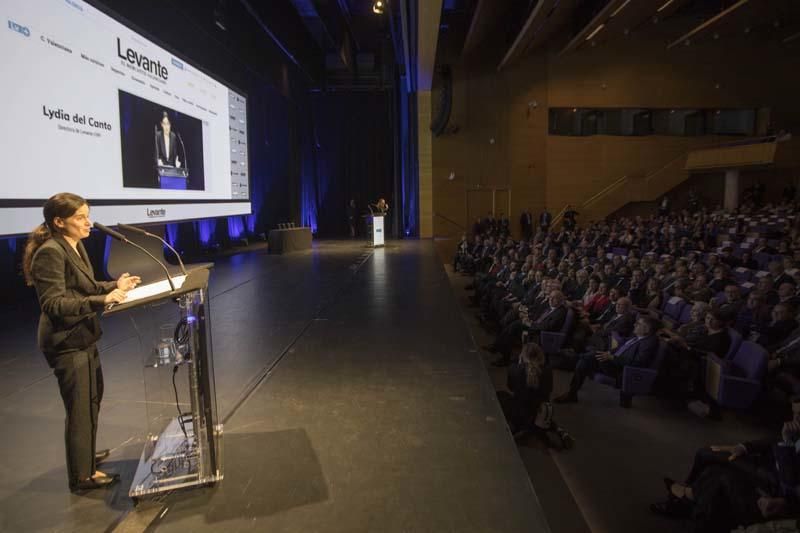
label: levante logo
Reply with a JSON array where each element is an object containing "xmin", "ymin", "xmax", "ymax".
[
  {"xmin": 147, "ymin": 208, "xmax": 166, "ymax": 218},
  {"xmin": 116, "ymin": 37, "xmax": 168, "ymax": 80}
]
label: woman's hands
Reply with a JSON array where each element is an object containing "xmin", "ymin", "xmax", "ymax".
[
  {"xmin": 116, "ymin": 272, "xmax": 141, "ymax": 291},
  {"xmin": 104, "ymin": 289, "xmax": 127, "ymax": 305},
  {"xmin": 105, "ymin": 273, "xmax": 141, "ymax": 306}
]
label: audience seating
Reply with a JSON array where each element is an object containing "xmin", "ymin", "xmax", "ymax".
[
  {"xmin": 704, "ymin": 341, "xmax": 768, "ymax": 409},
  {"xmin": 592, "ymin": 340, "xmax": 669, "ymax": 408},
  {"xmin": 540, "ymin": 308, "xmax": 575, "ymax": 356}
]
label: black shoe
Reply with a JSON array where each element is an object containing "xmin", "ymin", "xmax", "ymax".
[
  {"xmin": 559, "ymin": 430, "xmax": 575, "ymax": 450},
  {"xmin": 70, "ymin": 474, "xmax": 120, "ymax": 492},
  {"xmin": 491, "ymin": 356, "xmax": 510, "ymax": 367},
  {"xmin": 554, "ymin": 392, "xmax": 578, "ymax": 404},
  {"xmin": 95, "ymin": 449, "xmax": 111, "ymax": 464}
]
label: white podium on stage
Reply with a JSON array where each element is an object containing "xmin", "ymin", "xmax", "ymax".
[{"xmin": 368, "ymin": 215, "xmax": 385, "ymax": 247}]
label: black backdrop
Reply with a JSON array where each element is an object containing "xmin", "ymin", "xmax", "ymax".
[
  {"xmin": 118, "ymin": 90, "xmax": 206, "ymax": 190},
  {"xmin": 304, "ymin": 90, "xmax": 396, "ymax": 238}
]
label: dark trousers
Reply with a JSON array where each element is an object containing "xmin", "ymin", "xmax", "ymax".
[
  {"xmin": 570, "ymin": 352, "xmax": 621, "ymax": 393},
  {"xmin": 686, "ymin": 447, "xmax": 735, "ymax": 485},
  {"xmin": 495, "ymin": 320, "xmax": 526, "ymax": 357},
  {"xmin": 50, "ymin": 345, "xmax": 103, "ymax": 486}
]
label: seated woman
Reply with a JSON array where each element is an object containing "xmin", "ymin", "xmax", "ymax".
[
  {"xmin": 584, "ymin": 282, "xmax": 610, "ymax": 321},
  {"xmin": 734, "ymin": 289, "xmax": 772, "ymax": 339},
  {"xmin": 658, "ymin": 309, "xmax": 732, "ymax": 408},
  {"xmin": 652, "ymin": 398, "xmax": 800, "ymax": 533},
  {"xmin": 676, "ymin": 302, "xmax": 710, "ymax": 345},
  {"xmin": 499, "ymin": 343, "xmax": 573, "ymax": 449},
  {"xmin": 634, "ymin": 277, "xmax": 663, "ymax": 317}
]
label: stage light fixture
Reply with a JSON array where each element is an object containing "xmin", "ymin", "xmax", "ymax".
[{"xmin": 373, "ymin": 1, "xmax": 385, "ymax": 15}]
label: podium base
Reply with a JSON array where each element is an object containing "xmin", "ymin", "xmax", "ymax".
[{"xmin": 129, "ymin": 417, "xmax": 223, "ymax": 498}]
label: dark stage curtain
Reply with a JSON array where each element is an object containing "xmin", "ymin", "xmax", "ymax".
[{"xmin": 302, "ymin": 91, "xmax": 396, "ymax": 238}]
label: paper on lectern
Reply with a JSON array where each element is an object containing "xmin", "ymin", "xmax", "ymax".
[{"xmin": 121, "ymin": 275, "xmax": 187, "ymax": 304}]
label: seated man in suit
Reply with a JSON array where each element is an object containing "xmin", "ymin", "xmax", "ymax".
[
  {"xmin": 490, "ymin": 289, "xmax": 568, "ymax": 366},
  {"xmin": 555, "ymin": 316, "xmax": 660, "ymax": 403},
  {"xmin": 586, "ymin": 296, "xmax": 637, "ymax": 352},
  {"xmin": 754, "ymin": 302, "xmax": 798, "ymax": 351}
]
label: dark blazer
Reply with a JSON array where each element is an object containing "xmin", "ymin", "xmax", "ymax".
[
  {"xmin": 602, "ymin": 311, "xmax": 636, "ymax": 337},
  {"xmin": 156, "ymin": 130, "xmax": 179, "ymax": 166},
  {"xmin": 530, "ymin": 305, "xmax": 568, "ymax": 333},
  {"xmin": 613, "ymin": 334, "xmax": 659, "ymax": 368},
  {"xmin": 31, "ymin": 235, "xmax": 116, "ymax": 360}
]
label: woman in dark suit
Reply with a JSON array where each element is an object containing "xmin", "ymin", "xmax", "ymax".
[{"xmin": 22, "ymin": 193, "xmax": 140, "ymax": 492}]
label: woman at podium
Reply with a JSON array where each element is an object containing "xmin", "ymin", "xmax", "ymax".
[{"xmin": 22, "ymin": 193, "xmax": 141, "ymax": 492}]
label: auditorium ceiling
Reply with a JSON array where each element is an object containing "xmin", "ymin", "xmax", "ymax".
[{"xmin": 435, "ymin": 0, "xmax": 800, "ymax": 69}]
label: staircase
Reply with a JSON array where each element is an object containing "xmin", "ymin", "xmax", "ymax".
[{"xmin": 559, "ymin": 136, "xmax": 786, "ymax": 223}]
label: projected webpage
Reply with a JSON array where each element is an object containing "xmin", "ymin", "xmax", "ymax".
[{"xmin": 0, "ymin": 0, "xmax": 250, "ymax": 235}]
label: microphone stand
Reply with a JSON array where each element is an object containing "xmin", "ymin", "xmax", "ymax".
[
  {"xmin": 154, "ymin": 125, "xmax": 160, "ymax": 166},
  {"xmin": 176, "ymin": 132, "xmax": 188, "ymax": 178},
  {"xmin": 118, "ymin": 223, "xmax": 188, "ymax": 276},
  {"xmin": 93, "ymin": 222, "xmax": 176, "ymax": 292}
]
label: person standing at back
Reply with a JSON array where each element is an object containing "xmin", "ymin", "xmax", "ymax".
[{"xmin": 539, "ymin": 209, "xmax": 552, "ymax": 233}]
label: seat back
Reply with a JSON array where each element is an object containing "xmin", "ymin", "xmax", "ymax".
[
  {"xmin": 650, "ymin": 340, "xmax": 668, "ymax": 370},
  {"xmin": 725, "ymin": 328, "xmax": 743, "ymax": 360},
  {"xmin": 754, "ymin": 253, "xmax": 772, "ymax": 270},
  {"xmin": 734, "ymin": 267, "xmax": 752, "ymax": 282},
  {"xmin": 731, "ymin": 341, "xmax": 768, "ymax": 380},
  {"xmin": 678, "ymin": 304, "xmax": 693, "ymax": 325},
  {"xmin": 560, "ymin": 308, "xmax": 575, "ymax": 335},
  {"xmin": 663, "ymin": 297, "xmax": 686, "ymax": 321}
]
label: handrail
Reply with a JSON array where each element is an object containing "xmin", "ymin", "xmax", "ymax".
[
  {"xmin": 695, "ymin": 135, "xmax": 778, "ymax": 151},
  {"xmin": 551, "ymin": 204, "xmax": 570, "ymax": 227},
  {"xmin": 582, "ymin": 175, "xmax": 629, "ymax": 209},
  {"xmin": 434, "ymin": 212, "xmax": 467, "ymax": 231},
  {"xmin": 645, "ymin": 153, "xmax": 689, "ymax": 185},
  {"xmin": 546, "ymin": 135, "xmax": 783, "ymax": 222}
]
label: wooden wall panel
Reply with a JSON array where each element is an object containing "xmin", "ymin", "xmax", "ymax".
[{"xmin": 429, "ymin": 10, "xmax": 800, "ymax": 246}]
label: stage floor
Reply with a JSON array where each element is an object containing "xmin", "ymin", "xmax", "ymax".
[{"xmin": 0, "ymin": 240, "xmax": 549, "ymax": 532}]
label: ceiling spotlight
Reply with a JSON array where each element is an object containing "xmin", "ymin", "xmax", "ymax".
[{"xmin": 372, "ymin": 0, "xmax": 385, "ymax": 14}]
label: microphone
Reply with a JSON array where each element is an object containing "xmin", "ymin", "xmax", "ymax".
[
  {"xmin": 93, "ymin": 221, "xmax": 126, "ymax": 242},
  {"xmin": 93, "ymin": 222, "xmax": 176, "ymax": 292},
  {"xmin": 117, "ymin": 223, "xmax": 188, "ymax": 276}
]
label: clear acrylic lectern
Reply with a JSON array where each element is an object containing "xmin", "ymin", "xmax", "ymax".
[{"xmin": 105, "ymin": 267, "xmax": 223, "ymax": 499}]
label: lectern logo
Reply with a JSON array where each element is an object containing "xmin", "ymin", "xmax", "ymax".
[{"xmin": 147, "ymin": 208, "xmax": 166, "ymax": 218}]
